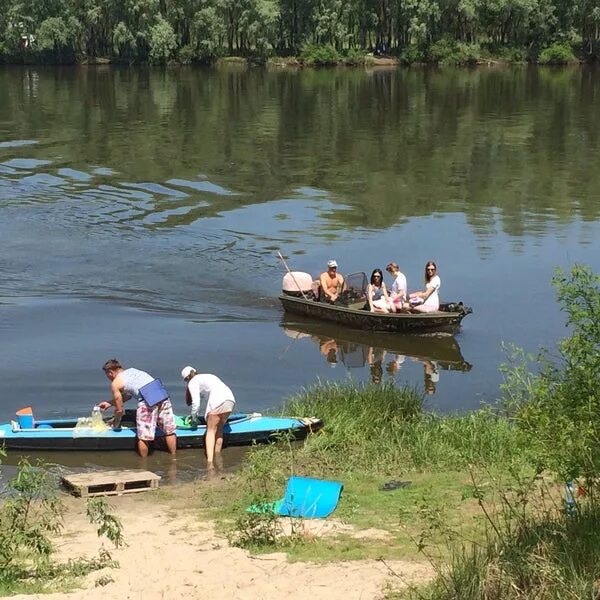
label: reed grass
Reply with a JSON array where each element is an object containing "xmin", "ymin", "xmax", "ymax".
[
  {"xmin": 281, "ymin": 381, "xmax": 527, "ymax": 476},
  {"xmin": 398, "ymin": 492, "xmax": 600, "ymax": 599}
]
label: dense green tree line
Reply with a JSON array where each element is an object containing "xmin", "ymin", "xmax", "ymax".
[{"xmin": 0, "ymin": 0, "xmax": 599, "ymax": 64}]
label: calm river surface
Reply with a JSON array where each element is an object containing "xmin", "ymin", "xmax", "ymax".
[{"xmin": 1, "ymin": 65, "xmax": 600, "ymax": 475}]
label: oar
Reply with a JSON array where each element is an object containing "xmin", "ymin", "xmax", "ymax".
[{"xmin": 277, "ymin": 250, "xmax": 309, "ymax": 300}]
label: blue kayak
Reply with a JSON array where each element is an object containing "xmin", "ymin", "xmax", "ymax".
[{"xmin": 0, "ymin": 410, "xmax": 323, "ymax": 451}]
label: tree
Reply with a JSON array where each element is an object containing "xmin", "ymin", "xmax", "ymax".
[{"xmin": 148, "ymin": 13, "xmax": 177, "ymax": 63}]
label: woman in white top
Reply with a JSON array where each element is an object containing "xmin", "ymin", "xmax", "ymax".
[
  {"xmin": 408, "ymin": 261, "xmax": 441, "ymax": 313},
  {"xmin": 386, "ymin": 262, "xmax": 408, "ymax": 313},
  {"xmin": 181, "ymin": 366, "xmax": 236, "ymax": 468}
]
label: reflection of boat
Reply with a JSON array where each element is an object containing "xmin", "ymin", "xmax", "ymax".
[
  {"xmin": 279, "ymin": 272, "xmax": 472, "ymax": 334},
  {"xmin": 0, "ymin": 410, "xmax": 323, "ymax": 451},
  {"xmin": 281, "ymin": 315, "xmax": 472, "ymax": 372}
]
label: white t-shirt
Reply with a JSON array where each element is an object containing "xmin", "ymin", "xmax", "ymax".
[
  {"xmin": 423, "ymin": 275, "xmax": 441, "ymax": 309},
  {"xmin": 391, "ymin": 272, "xmax": 407, "ymax": 300},
  {"xmin": 187, "ymin": 374, "xmax": 236, "ymax": 419}
]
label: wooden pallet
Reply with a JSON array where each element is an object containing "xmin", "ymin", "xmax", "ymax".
[{"xmin": 62, "ymin": 470, "xmax": 161, "ymax": 497}]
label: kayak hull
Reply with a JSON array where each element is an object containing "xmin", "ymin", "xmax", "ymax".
[{"xmin": 0, "ymin": 412, "xmax": 322, "ymax": 451}]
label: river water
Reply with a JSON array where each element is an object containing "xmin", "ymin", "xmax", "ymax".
[{"xmin": 1, "ymin": 65, "xmax": 599, "ymax": 475}]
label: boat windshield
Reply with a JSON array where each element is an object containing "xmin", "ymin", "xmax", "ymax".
[{"xmin": 340, "ymin": 272, "xmax": 368, "ymax": 308}]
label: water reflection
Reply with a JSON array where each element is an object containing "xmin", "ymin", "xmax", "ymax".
[{"xmin": 281, "ymin": 316, "xmax": 472, "ymax": 392}]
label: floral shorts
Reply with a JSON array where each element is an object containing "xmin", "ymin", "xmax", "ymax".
[{"xmin": 136, "ymin": 399, "xmax": 177, "ymax": 441}]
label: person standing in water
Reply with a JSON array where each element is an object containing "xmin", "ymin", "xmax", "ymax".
[
  {"xmin": 98, "ymin": 359, "xmax": 177, "ymax": 457},
  {"xmin": 181, "ymin": 366, "xmax": 236, "ymax": 469}
]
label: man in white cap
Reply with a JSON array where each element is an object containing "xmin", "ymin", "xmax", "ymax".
[
  {"xmin": 181, "ymin": 366, "xmax": 236, "ymax": 469},
  {"xmin": 319, "ymin": 259, "xmax": 344, "ymax": 304}
]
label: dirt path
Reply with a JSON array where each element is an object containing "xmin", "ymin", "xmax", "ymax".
[{"xmin": 11, "ymin": 492, "xmax": 433, "ymax": 600}]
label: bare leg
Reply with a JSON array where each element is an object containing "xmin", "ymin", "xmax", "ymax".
[
  {"xmin": 214, "ymin": 412, "xmax": 231, "ymax": 454},
  {"xmin": 164, "ymin": 433, "xmax": 177, "ymax": 455},
  {"xmin": 205, "ymin": 413, "xmax": 220, "ymax": 467},
  {"xmin": 137, "ymin": 439, "xmax": 150, "ymax": 458}
]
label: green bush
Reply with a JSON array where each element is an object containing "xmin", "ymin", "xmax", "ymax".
[
  {"xmin": 0, "ymin": 456, "xmax": 124, "ymax": 593},
  {"xmin": 342, "ymin": 47, "xmax": 368, "ymax": 65},
  {"xmin": 300, "ymin": 44, "xmax": 341, "ymax": 66},
  {"xmin": 148, "ymin": 15, "xmax": 177, "ymax": 64},
  {"xmin": 400, "ymin": 44, "xmax": 426, "ymax": 64},
  {"xmin": 504, "ymin": 265, "xmax": 600, "ymax": 480},
  {"xmin": 429, "ymin": 39, "xmax": 481, "ymax": 65},
  {"xmin": 402, "ymin": 482, "xmax": 600, "ymax": 600},
  {"xmin": 177, "ymin": 44, "xmax": 195, "ymax": 64},
  {"xmin": 495, "ymin": 46, "xmax": 527, "ymax": 62},
  {"xmin": 538, "ymin": 42, "xmax": 577, "ymax": 64}
]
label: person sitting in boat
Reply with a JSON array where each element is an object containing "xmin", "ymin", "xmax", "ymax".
[
  {"xmin": 319, "ymin": 259, "xmax": 344, "ymax": 304},
  {"xmin": 386, "ymin": 262, "xmax": 408, "ymax": 312},
  {"xmin": 98, "ymin": 359, "xmax": 177, "ymax": 457},
  {"xmin": 181, "ymin": 366, "xmax": 236, "ymax": 470},
  {"xmin": 408, "ymin": 261, "xmax": 441, "ymax": 313},
  {"xmin": 367, "ymin": 268, "xmax": 392, "ymax": 313}
]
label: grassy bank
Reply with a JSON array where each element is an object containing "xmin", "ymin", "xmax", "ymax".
[
  {"xmin": 198, "ymin": 381, "xmax": 535, "ymax": 563},
  {"xmin": 195, "ymin": 378, "xmax": 600, "ymax": 597}
]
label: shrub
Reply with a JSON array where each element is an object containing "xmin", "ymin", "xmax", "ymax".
[
  {"xmin": 148, "ymin": 15, "xmax": 177, "ymax": 64},
  {"xmin": 177, "ymin": 44, "xmax": 195, "ymax": 64},
  {"xmin": 400, "ymin": 44, "xmax": 426, "ymax": 64},
  {"xmin": 300, "ymin": 44, "xmax": 341, "ymax": 66},
  {"xmin": 0, "ymin": 456, "xmax": 124, "ymax": 592},
  {"xmin": 538, "ymin": 42, "xmax": 577, "ymax": 64},
  {"xmin": 429, "ymin": 39, "xmax": 481, "ymax": 65},
  {"xmin": 503, "ymin": 265, "xmax": 600, "ymax": 480},
  {"xmin": 498, "ymin": 46, "xmax": 527, "ymax": 63},
  {"xmin": 342, "ymin": 47, "xmax": 368, "ymax": 66}
]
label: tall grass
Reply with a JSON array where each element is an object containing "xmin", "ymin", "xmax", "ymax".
[
  {"xmin": 282, "ymin": 381, "xmax": 527, "ymax": 476},
  {"xmin": 401, "ymin": 491, "xmax": 600, "ymax": 599}
]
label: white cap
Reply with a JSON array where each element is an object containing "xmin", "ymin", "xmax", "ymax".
[
  {"xmin": 181, "ymin": 366, "xmax": 195, "ymax": 380},
  {"xmin": 327, "ymin": 259, "xmax": 338, "ymax": 268}
]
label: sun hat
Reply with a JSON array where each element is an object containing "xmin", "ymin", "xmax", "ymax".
[
  {"xmin": 181, "ymin": 366, "xmax": 195, "ymax": 380},
  {"xmin": 327, "ymin": 259, "xmax": 338, "ymax": 268}
]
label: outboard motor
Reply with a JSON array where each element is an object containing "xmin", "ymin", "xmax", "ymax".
[{"xmin": 282, "ymin": 271, "xmax": 315, "ymax": 298}]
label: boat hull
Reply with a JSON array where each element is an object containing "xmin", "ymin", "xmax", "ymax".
[
  {"xmin": 0, "ymin": 413, "xmax": 322, "ymax": 452},
  {"xmin": 279, "ymin": 295, "xmax": 471, "ymax": 333}
]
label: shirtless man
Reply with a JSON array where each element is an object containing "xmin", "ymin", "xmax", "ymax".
[{"xmin": 319, "ymin": 259, "xmax": 344, "ymax": 303}]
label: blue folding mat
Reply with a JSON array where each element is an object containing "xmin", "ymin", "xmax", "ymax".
[{"xmin": 248, "ymin": 476, "xmax": 343, "ymax": 518}]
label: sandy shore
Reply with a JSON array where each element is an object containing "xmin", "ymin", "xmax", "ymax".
[{"xmin": 11, "ymin": 488, "xmax": 433, "ymax": 600}]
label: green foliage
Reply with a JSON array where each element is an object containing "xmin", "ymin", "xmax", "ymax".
[
  {"xmin": 282, "ymin": 381, "xmax": 524, "ymax": 474},
  {"xmin": 300, "ymin": 43, "xmax": 341, "ymax": 65},
  {"xmin": 503, "ymin": 265, "xmax": 600, "ymax": 480},
  {"xmin": 0, "ymin": 0, "xmax": 598, "ymax": 63},
  {"xmin": 0, "ymin": 459, "xmax": 63, "ymax": 580},
  {"xmin": 342, "ymin": 47, "xmax": 368, "ymax": 65},
  {"xmin": 177, "ymin": 43, "xmax": 195, "ymax": 64},
  {"xmin": 191, "ymin": 5, "xmax": 224, "ymax": 62},
  {"xmin": 112, "ymin": 22, "xmax": 136, "ymax": 62},
  {"xmin": 538, "ymin": 42, "xmax": 577, "ymax": 64},
  {"xmin": 86, "ymin": 498, "xmax": 125, "ymax": 548},
  {"xmin": 148, "ymin": 15, "xmax": 177, "ymax": 64},
  {"xmin": 497, "ymin": 46, "xmax": 527, "ymax": 62},
  {"xmin": 429, "ymin": 39, "xmax": 482, "ymax": 65},
  {"xmin": 400, "ymin": 475, "xmax": 600, "ymax": 600},
  {"xmin": 400, "ymin": 44, "xmax": 427, "ymax": 64},
  {"xmin": 0, "ymin": 458, "xmax": 125, "ymax": 593},
  {"xmin": 36, "ymin": 17, "xmax": 68, "ymax": 52}
]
